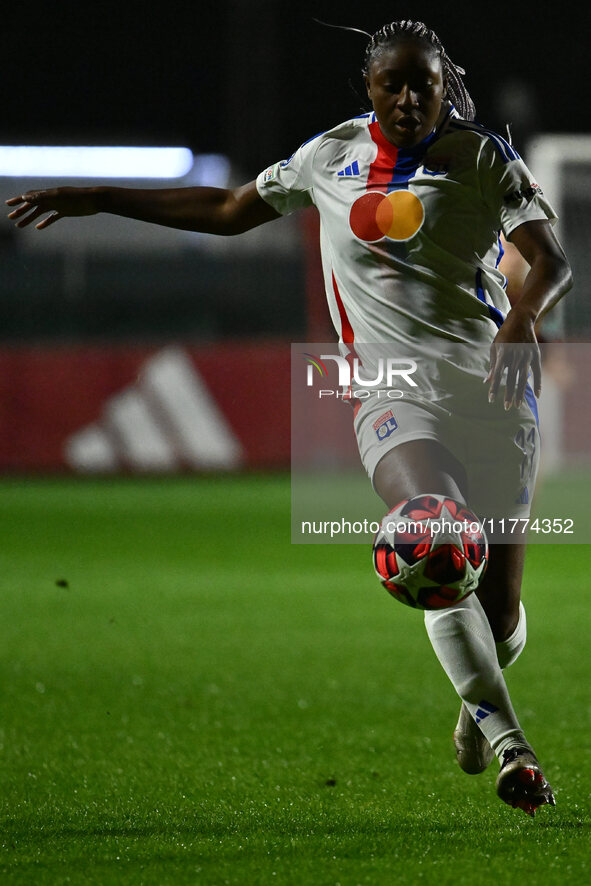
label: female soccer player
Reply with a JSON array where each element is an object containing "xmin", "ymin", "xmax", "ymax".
[{"xmin": 7, "ymin": 20, "xmax": 572, "ymax": 816}]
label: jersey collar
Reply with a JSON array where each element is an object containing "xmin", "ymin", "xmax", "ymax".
[{"xmin": 369, "ymin": 112, "xmax": 438, "ymax": 161}]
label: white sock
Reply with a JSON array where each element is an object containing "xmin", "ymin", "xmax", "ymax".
[
  {"xmin": 495, "ymin": 601, "xmax": 527, "ymax": 670},
  {"xmin": 424, "ymin": 594, "xmax": 531, "ymax": 760}
]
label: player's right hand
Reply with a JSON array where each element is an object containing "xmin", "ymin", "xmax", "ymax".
[{"xmin": 6, "ymin": 187, "xmax": 100, "ymax": 229}]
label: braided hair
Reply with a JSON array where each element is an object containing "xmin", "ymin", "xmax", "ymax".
[{"xmin": 363, "ymin": 20, "xmax": 476, "ymax": 121}]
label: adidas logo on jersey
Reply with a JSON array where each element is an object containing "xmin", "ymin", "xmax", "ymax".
[{"xmin": 337, "ymin": 160, "xmax": 360, "ymax": 177}]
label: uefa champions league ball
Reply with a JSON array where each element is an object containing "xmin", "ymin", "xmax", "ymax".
[{"xmin": 372, "ymin": 494, "xmax": 488, "ymax": 610}]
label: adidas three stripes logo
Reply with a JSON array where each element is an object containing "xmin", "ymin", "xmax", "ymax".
[
  {"xmin": 337, "ymin": 160, "xmax": 360, "ymax": 177},
  {"xmin": 474, "ymin": 699, "xmax": 499, "ymax": 724}
]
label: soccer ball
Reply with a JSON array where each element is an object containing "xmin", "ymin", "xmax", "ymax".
[{"xmin": 372, "ymin": 494, "xmax": 488, "ymax": 610}]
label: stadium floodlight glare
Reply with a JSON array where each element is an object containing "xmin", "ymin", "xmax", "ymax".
[{"xmin": 0, "ymin": 146, "xmax": 195, "ymax": 179}]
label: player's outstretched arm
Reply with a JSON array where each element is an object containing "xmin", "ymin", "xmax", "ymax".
[
  {"xmin": 6, "ymin": 181, "xmax": 280, "ymax": 235},
  {"xmin": 487, "ymin": 219, "xmax": 573, "ymax": 409}
]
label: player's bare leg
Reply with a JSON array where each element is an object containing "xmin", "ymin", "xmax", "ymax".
[
  {"xmin": 373, "ymin": 439, "xmax": 468, "ymax": 507},
  {"xmin": 373, "ymin": 441, "xmax": 555, "ymax": 815},
  {"xmin": 476, "ymin": 543, "xmax": 525, "ymax": 642}
]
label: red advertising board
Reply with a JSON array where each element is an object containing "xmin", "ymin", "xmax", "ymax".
[{"xmin": 0, "ymin": 341, "xmax": 291, "ymax": 472}]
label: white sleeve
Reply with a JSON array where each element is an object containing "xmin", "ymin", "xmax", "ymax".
[
  {"xmin": 255, "ymin": 134, "xmax": 321, "ymax": 215},
  {"xmin": 479, "ymin": 140, "xmax": 557, "ymax": 238}
]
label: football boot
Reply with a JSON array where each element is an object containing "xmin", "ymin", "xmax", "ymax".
[
  {"xmin": 496, "ymin": 746, "xmax": 556, "ymax": 817},
  {"xmin": 453, "ymin": 702, "xmax": 495, "ymax": 774}
]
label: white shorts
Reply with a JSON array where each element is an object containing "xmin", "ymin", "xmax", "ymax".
[{"xmin": 353, "ymin": 380, "xmax": 540, "ymax": 521}]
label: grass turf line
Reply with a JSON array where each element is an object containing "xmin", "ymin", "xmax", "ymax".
[{"xmin": 0, "ymin": 475, "xmax": 589, "ymax": 885}]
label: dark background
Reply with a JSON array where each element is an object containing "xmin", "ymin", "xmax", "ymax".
[
  {"xmin": 2, "ymin": 1, "xmax": 590, "ymax": 343},
  {"xmin": 4, "ymin": 1, "xmax": 588, "ymax": 176}
]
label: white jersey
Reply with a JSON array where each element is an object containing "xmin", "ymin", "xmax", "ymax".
[{"xmin": 256, "ymin": 106, "xmax": 556, "ymax": 354}]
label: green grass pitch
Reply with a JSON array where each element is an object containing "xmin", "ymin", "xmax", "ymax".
[{"xmin": 0, "ymin": 474, "xmax": 589, "ymax": 885}]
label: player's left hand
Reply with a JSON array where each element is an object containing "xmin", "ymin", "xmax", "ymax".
[
  {"xmin": 6, "ymin": 188, "xmax": 100, "ymax": 229},
  {"xmin": 486, "ymin": 309, "xmax": 541, "ymax": 410}
]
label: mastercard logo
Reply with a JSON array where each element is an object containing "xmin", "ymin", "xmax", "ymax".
[{"xmin": 349, "ymin": 190, "xmax": 424, "ymax": 243}]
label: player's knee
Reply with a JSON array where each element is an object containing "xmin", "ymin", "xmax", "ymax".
[
  {"xmin": 481, "ymin": 605, "xmax": 520, "ymax": 642},
  {"xmin": 477, "ymin": 573, "xmax": 522, "ymax": 642}
]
